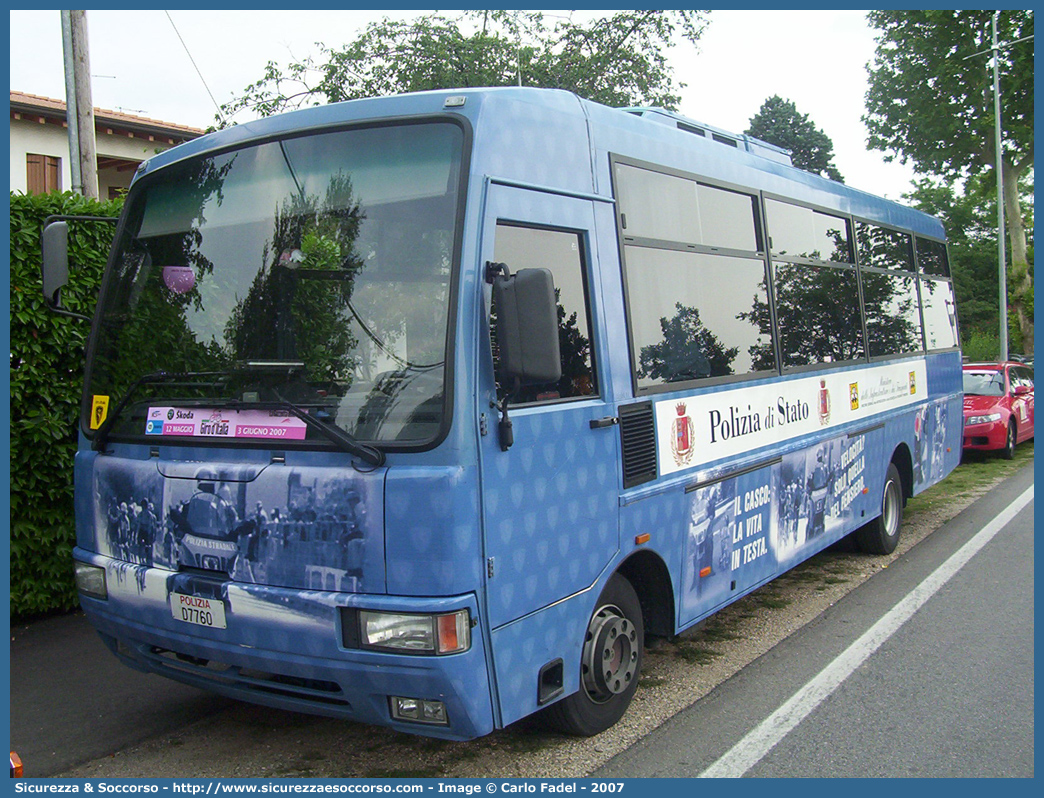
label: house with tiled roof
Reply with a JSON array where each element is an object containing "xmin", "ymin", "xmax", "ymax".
[{"xmin": 10, "ymin": 90, "xmax": 204, "ymax": 198}]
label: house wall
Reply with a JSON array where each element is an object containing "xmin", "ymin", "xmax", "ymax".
[{"xmin": 10, "ymin": 118, "xmax": 182, "ymax": 197}]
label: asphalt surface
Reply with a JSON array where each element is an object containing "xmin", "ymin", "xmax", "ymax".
[
  {"xmin": 596, "ymin": 462, "xmax": 1035, "ymax": 778},
  {"xmin": 9, "ymin": 611, "xmax": 231, "ymax": 777}
]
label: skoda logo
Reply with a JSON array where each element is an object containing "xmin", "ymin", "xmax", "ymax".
[{"xmin": 167, "ymin": 409, "xmax": 175, "ymax": 420}]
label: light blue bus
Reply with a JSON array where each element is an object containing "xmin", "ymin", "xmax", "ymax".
[{"xmin": 44, "ymin": 87, "xmax": 962, "ymax": 740}]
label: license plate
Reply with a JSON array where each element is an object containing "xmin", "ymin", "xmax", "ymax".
[{"xmin": 171, "ymin": 592, "xmax": 227, "ymax": 629}]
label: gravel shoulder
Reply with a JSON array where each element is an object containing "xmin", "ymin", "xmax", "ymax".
[{"xmin": 61, "ymin": 459, "xmax": 1028, "ymax": 779}]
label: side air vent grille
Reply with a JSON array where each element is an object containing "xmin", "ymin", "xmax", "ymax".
[{"xmin": 619, "ymin": 401, "xmax": 657, "ymax": 489}]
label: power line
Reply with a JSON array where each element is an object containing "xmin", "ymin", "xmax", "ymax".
[{"xmin": 165, "ymin": 10, "xmax": 226, "ymax": 124}]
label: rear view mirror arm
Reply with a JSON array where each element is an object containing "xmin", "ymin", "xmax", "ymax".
[
  {"xmin": 485, "ymin": 261, "xmax": 562, "ymax": 452},
  {"xmin": 486, "ymin": 262, "xmax": 516, "ymax": 451}
]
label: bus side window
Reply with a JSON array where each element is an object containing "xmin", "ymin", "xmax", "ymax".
[{"xmin": 490, "ymin": 224, "xmax": 597, "ymax": 405}]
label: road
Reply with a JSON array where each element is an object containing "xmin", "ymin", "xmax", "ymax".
[
  {"xmin": 596, "ymin": 462, "xmax": 1034, "ymax": 778},
  {"xmin": 8, "ymin": 611, "xmax": 231, "ymax": 777},
  {"xmin": 10, "ymin": 464, "xmax": 1033, "ymax": 778}
]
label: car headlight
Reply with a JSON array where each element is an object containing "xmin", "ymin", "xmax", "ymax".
[
  {"xmin": 966, "ymin": 412, "xmax": 1002, "ymax": 426},
  {"xmin": 346, "ymin": 609, "xmax": 471, "ymax": 655}
]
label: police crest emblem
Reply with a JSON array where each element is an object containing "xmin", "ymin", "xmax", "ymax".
[
  {"xmin": 818, "ymin": 379, "xmax": 831, "ymax": 425},
  {"xmin": 671, "ymin": 402, "xmax": 695, "ymax": 467}
]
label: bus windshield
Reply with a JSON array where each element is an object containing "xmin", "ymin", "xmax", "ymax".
[{"xmin": 85, "ymin": 121, "xmax": 465, "ymax": 446}]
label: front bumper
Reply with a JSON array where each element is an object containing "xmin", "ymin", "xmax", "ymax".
[
  {"xmin": 73, "ymin": 547, "xmax": 495, "ymax": 740},
  {"xmin": 962, "ymin": 419, "xmax": 1008, "ymax": 451}
]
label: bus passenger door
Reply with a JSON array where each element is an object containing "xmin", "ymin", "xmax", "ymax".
[{"xmin": 478, "ymin": 184, "xmax": 621, "ymax": 723}]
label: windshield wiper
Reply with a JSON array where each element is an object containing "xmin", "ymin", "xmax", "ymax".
[
  {"xmin": 206, "ymin": 394, "xmax": 384, "ymax": 467},
  {"xmin": 94, "ymin": 362, "xmax": 307, "ymax": 452},
  {"xmin": 268, "ymin": 392, "xmax": 385, "ymax": 467},
  {"xmin": 92, "ymin": 368, "xmax": 385, "ymax": 467},
  {"xmin": 92, "ymin": 370, "xmax": 230, "ymax": 452}
]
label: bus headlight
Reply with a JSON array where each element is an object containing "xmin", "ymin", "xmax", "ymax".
[
  {"xmin": 74, "ymin": 562, "xmax": 107, "ymax": 600},
  {"xmin": 353, "ymin": 609, "xmax": 471, "ymax": 655}
]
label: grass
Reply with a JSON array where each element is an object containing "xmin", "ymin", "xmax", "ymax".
[
  {"xmin": 363, "ymin": 766, "xmax": 445, "ymax": 778},
  {"xmin": 639, "ymin": 675, "xmax": 668, "ymax": 689},
  {"xmin": 675, "ymin": 642, "xmax": 720, "ymax": 664},
  {"xmin": 756, "ymin": 595, "xmax": 790, "ymax": 609},
  {"xmin": 700, "ymin": 624, "xmax": 742, "ymax": 643},
  {"xmin": 781, "ymin": 569, "xmax": 823, "ymax": 584},
  {"xmin": 904, "ymin": 440, "xmax": 1033, "ymax": 521},
  {"xmin": 418, "ymin": 738, "xmax": 450, "ymax": 754},
  {"xmin": 272, "ymin": 765, "xmax": 317, "ymax": 777},
  {"xmin": 501, "ymin": 731, "xmax": 560, "ymax": 754}
]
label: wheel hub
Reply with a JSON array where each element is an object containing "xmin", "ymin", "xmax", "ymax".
[
  {"xmin": 882, "ymin": 476, "xmax": 900, "ymax": 537},
  {"xmin": 582, "ymin": 605, "xmax": 638, "ymax": 702}
]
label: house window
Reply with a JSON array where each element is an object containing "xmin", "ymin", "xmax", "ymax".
[{"xmin": 27, "ymin": 154, "xmax": 61, "ymax": 194}]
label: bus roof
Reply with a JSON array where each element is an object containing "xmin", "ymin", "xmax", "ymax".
[{"xmin": 134, "ymin": 87, "xmax": 944, "ymax": 241}]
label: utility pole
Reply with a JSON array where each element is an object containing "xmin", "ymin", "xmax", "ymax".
[
  {"xmin": 61, "ymin": 10, "xmax": 98, "ymax": 199},
  {"xmin": 990, "ymin": 11, "xmax": 1008, "ymax": 362},
  {"xmin": 963, "ymin": 13, "xmax": 1033, "ymax": 362},
  {"xmin": 60, "ymin": 11, "xmax": 81, "ymax": 195}
]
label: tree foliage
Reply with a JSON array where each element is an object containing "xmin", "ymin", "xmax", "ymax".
[
  {"xmin": 10, "ymin": 191, "xmax": 123, "ymax": 618},
  {"xmin": 864, "ymin": 11, "xmax": 1033, "ymax": 180},
  {"xmin": 226, "ymin": 173, "xmax": 365, "ymax": 382},
  {"xmin": 638, "ymin": 303, "xmax": 738, "ymax": 383},
  {"xmin": 745, "ymin": 95, "xmax": 844, "ymax": 182},
  {"xmin": 905, "ymin": 174, "xmax": 1034, "ymax": 355},
  {"xmin": 864, "ymin": 10, "xmax": 1034, "ymax": 351},
  {"xmin": 220, "ymin": 10, "xmax": 708, "ymax": 121}
]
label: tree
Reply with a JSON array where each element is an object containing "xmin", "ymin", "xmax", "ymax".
[
  {"xmin": 742, "ymin": 267, "xmax": 863, "ymax": 370},
  {"xmin": 745, "ymin": 95, "xmax": 844, "ymax": 182},
  {"xmin": 225, "ymin": 173, "xmax": 366, "ymax": 383},
  {"xmin": 638, "ymin": 303, "xmax": 738, "ymax": 384},
  {"xmin": 90, "ymin": 156, "xmax": 235, "ymax": 398},
  {"xmin": 220, "ymin": 10, "xmax": 708, "ymax": 121},
  {"xmin": 864, "ymin": 10, "xmax": 1034, "ymax": 352},
  {"xmin": 905, "ymin": 174, "xmax": 1034, "ymax": 355}
]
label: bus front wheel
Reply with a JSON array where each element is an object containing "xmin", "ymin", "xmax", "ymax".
[
  {"xmin": 854, "ymin": 461, "xmax": 903, "ymax": 555},
  {"xmin": 543, "ymin": 573, "xmax": 643, "ymax": 736}
]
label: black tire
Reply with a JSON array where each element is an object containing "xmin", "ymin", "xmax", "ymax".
[
  {"xmin": 543, "ymin": 574, "xmax": 643, "ymax": 736},
  {"xmin": 1001, "ymin": 421, "xmax": 1017, "ymax": 460},
  {"xmin": 854, "ymin": 462, "xmax": 904, "ymax": 555}
]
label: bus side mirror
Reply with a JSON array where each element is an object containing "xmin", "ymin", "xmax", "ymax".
[
  {"xmin": 40, "ymin": 214, "xmax": 118, "ymax": 322},
  {"xmin": 42, "ymin": 219, "xmax": 70, "ymax": 310},
  {"xmin": 491, "ymin": 265, "xmax": 562, "ymax": 388}
]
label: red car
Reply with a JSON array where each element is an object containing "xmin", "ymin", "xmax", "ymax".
[{"xmin": 962, "ymin": 361, "xmax": 1035, "ymax": 459}]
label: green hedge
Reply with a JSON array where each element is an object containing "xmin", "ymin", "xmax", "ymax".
[{"xmin": 10, "ymin": 191, "xmax": 123, "ymax": 619}]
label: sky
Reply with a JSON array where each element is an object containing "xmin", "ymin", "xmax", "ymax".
[{"xmin": 8, "ymin": 9, "xmax": 920, "ymax": 201}]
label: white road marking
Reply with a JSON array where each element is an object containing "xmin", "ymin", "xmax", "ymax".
[{"xmin": 699, "ymin": 484, "xmax": 1034, "ymax": 778}]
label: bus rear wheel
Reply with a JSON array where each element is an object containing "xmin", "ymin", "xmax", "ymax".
[
  {"xmin": 854, "ymin": 462, "xmax": 903, "ymax": 555},
  {"xmin": 543, "ymin": 574, "xmax": 643, "ymax": 736}
]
